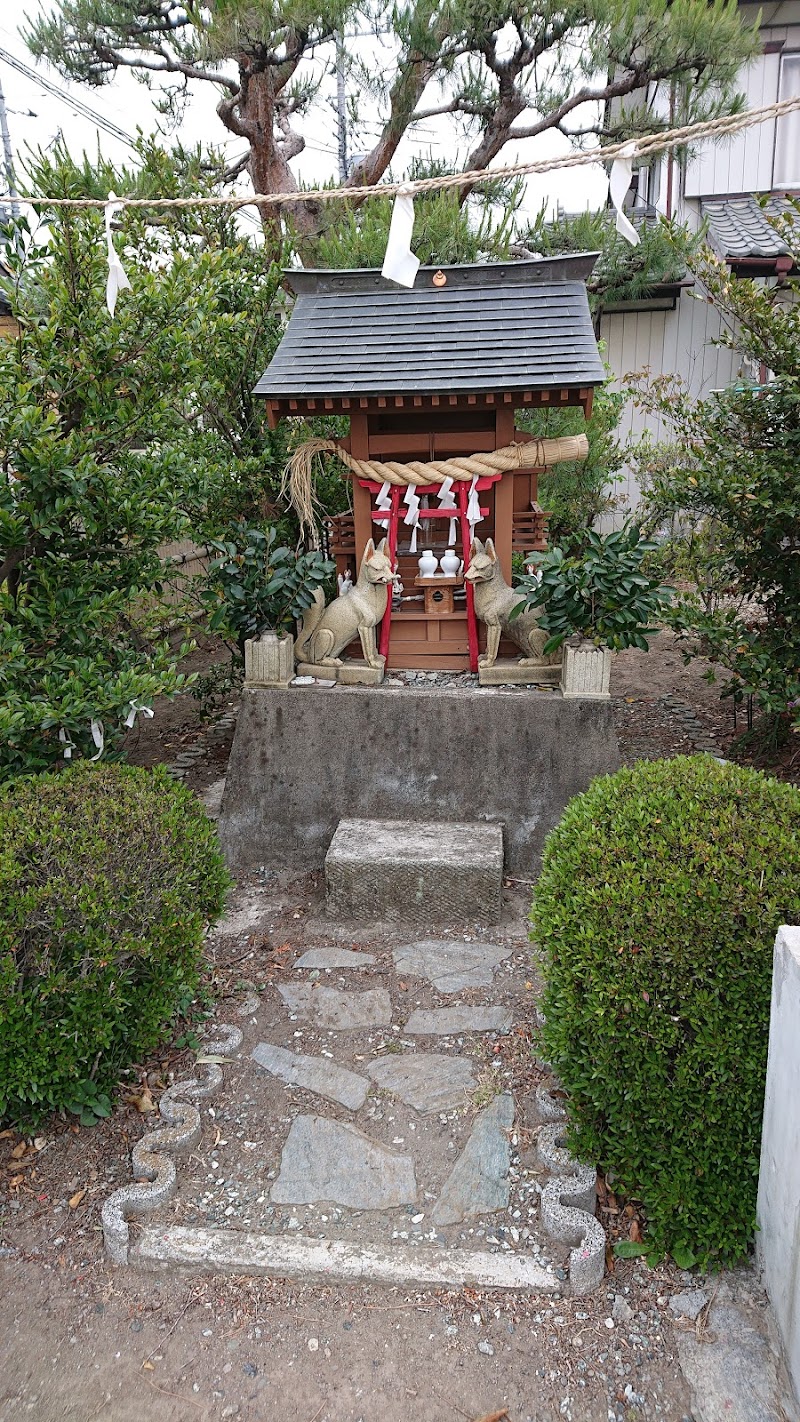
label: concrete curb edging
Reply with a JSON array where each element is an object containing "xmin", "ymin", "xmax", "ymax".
[
  {"xmin": 101, "ymin": 1023, "xmax": 244, "ymax": 1264},
  {"xmin": 132, "ymin": 1227, "xmax": 563, "ymax": 1292},
  {"xmin": 535, "ymin": 1083, "xmax": 606, "ymax": 1297}
]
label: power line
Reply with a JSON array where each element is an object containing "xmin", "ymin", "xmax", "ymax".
[
  {"xmin": 0, "ymin": 43, "xmax": 265, "ymax": 231},
  {"xmin": 0, "ymin": 45, "xmax": 137, "ymax": 149}
]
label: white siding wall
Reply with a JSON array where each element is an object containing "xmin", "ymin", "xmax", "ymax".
[
  {"xmin": 595, "ymin": 3, "xmax": 800, "ymax": 521},
  {"xmin": 598, "ymin": 289, "xmax": 743, "ymax": 521},
  {"xmin": 684, "ymin": 50, "xmax": 783, "ymax": 198}
]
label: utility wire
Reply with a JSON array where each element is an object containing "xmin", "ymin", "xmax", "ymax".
[{"xmin": 0, "ymin": 45, "xmax": 136, "ymax": 149}]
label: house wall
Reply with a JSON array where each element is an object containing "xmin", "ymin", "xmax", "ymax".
[
  {"xmin": 598, "ymin": 290, "xmax": 743, "ymax": 518},
  {"xmin": 597, "ymin": 4, "xmax": 800, "ymax": 522}
]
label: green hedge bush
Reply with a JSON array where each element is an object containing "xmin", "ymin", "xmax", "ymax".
[
  {"xmin": 532, "ymin": 755, "xmax": 800, "ymax": 1266},
  {"xmin": 0, "ymin": 762, "xmax": 230, "ymax": 1127}
]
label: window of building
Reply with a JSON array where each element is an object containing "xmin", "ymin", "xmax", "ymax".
[{"xmin": 774, "ymin": 53, "xmax": 800, "ymax": 188}]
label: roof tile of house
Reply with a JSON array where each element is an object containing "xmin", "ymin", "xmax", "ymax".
[{"xmin": 702, "ymin": 196, "xmax": 797, "ymax": 260}]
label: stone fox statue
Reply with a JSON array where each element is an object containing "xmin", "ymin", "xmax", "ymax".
[
  {"xmin": 464, "ymin": 536, "xmax": 558, "ymax": 669},
  {"xmin": 295, "ymin": 537, "xmax": 396, "ymax": 669}
]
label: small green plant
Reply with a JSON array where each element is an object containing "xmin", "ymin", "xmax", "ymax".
[
  {"xmin": 0, "ymin": 761, "xmax": 230, "ymax": 1127},
  {"xmin": 532, "ymin": 755, "xmax": 800, "ymax": 1266},
  {"xmin": 64, "ymin": 1081, "xmax": 113, "ymax": 1128},
  {"xmin": 200, "ymin": 522, "xmax": 334, "ymax": 656},
  {"xmin": 516, "ymin": 524, "xmax": 671, "ymax": 653}
]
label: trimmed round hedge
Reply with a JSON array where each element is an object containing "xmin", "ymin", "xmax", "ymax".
[
  {"xmin": 532, "ymin": 754, "xmax": 800, "ymax": 1266},
  {"xmin": 0, "ymin": 761, "xmax": 230, "ymax": 1127}
]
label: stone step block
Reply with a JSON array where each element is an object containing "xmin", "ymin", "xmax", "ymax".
[{"xmin": 325, "ymin": 818, "xmax": 504, "ymax": 925}]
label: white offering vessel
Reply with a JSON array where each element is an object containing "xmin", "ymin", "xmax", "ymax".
[
  {"xmin": 417, "ymin": 550, "xmax": 439, "ymax": 577},
  {"xmin": 439, "ymin": 548, "xmax": 461, "ymax": 577}
]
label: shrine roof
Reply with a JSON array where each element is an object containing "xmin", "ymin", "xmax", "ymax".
[{"xmin": 254, "ymin": 255, "xmax": 604, "ymax": 402}]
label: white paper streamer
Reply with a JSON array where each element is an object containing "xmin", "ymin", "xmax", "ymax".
[
  {"xmin": 403, "ymin": 485, "xmax": 421, "ymax": 553},
  {"xmin": 436, "ymin": 475, "xmax": 459, "ymax": 546},
  {"xmin": 59, "ymin": 727, "xmax": 75, "ymax": 760},
  {"xmin": 373, "ymin": 479, "xmax": 393, "ymax": 528},
  {"xmin": 608, "ymin": 144, "xmax": 640, "ymax": 247},
  {"xmin": 124, "ymin": 700, "xmax": 155, "ymax": 730},
  {"xmin": 466, "ymin": 475, "xmax": 483, "ymax": 535},
  {"xmin": 105, "ymin": 191, "xmax": 131, "ymax": 316},
  {"xmin": 90, "ymin": 718, "xmax": 105, "ymax": 761},
  {"xmin": 381, "ymin": 188, "xmax": 420, "ymax": 289}
]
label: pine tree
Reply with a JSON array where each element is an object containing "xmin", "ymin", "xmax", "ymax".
[{"xmin": 26, "ymin": 0, "xmax": 759, "ymax": 252}]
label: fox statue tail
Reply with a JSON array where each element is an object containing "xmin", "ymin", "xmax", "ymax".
[{"xmin": 294, "ymin": 587, "xmax": 326, "ymax": 664}]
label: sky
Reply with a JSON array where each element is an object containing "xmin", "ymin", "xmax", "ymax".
[{"xmin": 0, "ymin": 8, "xmax": 610, "ymax": 229}]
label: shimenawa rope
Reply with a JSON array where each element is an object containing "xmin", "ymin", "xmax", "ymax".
[
  {"xmin": 283, "ymin": 435, "xmax": 589, "ymax": 542},
  {"xmin": 11, "ymin": 94, "xmax": 800, "ymax": 211}
]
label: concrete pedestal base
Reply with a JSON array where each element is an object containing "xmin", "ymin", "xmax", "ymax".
[
  {"xmin": 218, "ymin": 685, "xmax": 619, "ymax": 875},
  {"xmin": 478, "ymin": 660, "xmax": 561, "ymax": 687},
  {"xmin": 295, "ymin": 658, "xmax": 385, "ymax": 686},
  {"xmin": 325, "ymin": 818, "xmax": 503, "ymax": 924}
]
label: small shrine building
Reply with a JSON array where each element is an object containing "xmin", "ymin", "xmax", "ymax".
[{"xmin": 254, "ymin": 255, "xmax": 605, "ymax": 673}]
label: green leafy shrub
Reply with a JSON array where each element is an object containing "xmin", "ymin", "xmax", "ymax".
[
  {"xmin": 517, "ymin": 524, "xmax": 671, "ymax": 653},
  {"xmin": 532, "ymin": 755, "xmax": 800, "ymax": 1266},
  {"xmin": 0, "ymin": 761, "xmax": 230, "ymax": 1127},
  {"xmin": 200, "ymin": 522, "xmax": 334, "ymax": 656}
]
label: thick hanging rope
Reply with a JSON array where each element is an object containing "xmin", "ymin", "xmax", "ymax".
[
  {"xmin": 283, "ymin": 435, "xmax": 588, "ymax": 541},
  {"xmin": 12, "ymin": 95, "xmax": 800, "ymax": 212}
]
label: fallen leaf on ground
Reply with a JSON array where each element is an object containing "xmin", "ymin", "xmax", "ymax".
[
  {"xmin": 0, "ymin": 1129, "xmax": 14, "ymax": 1140},
  {"xmin": 474, "ymin": 1411, "xmax": 509, "ymax": 1422},
  {"xmin": 9, "ymin": 1174, "xmax": 24, "ymax": 1189},
  {"xmin": 629, "ymin": 1219, "xmax": 642, "ymax": 1242},
  {"xmin": 131, "ymin": 1087, "xmax": 157, "ymax": 1113},
  {"xmin": 142, "ymin": 1362, "xmax": 155, "ymax": 1372},
  {"xmin": 11, "ymin": 1142, "xmax": 27, "ymax": 1159},
  {"xmin": 69, "ymin": 1187, "xmax": 87, "ymax": 1209}
]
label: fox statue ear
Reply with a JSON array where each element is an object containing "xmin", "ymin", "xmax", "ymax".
[
  {"xmin": 470, "ymin": 537, "xmax": 483, "ymax": 556},
  {"xmin": 376, "ymin": 537, "xmax": 388, "ymax": 554},
  {"xmin": 361, "ymin": 538, "xmax": 376, "ymax": 563},
  {"xmin": 485, "ymin": 537, "xmax": 498, "ymax": 563}
]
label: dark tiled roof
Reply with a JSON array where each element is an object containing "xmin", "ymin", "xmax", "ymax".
[
  {"xmin": 254, "ymin": 256, "xmax": 605, "ymax": 399},
  {"xmin": 702, "ymin": 196, "xmax": 798, "ymax": 261}
]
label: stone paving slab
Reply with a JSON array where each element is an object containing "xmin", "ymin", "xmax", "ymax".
[
  {"xmin": 404, "ymin": 1006, "xmax": 512, "ymax": 1035},
  {"xmin": 393, "ymin": 939, "xmax": 511, "ymax": 992},
  {"xmin": 135, "ymin": 1225, "xmax": 561, "ymax": 1292},
  {"xmin": 271, "ymin": 1115, "xmax": 417, "ymax": 1209},
  {"xmin": 251, "ymin": 1042, "xmax": 369, "ymax": 1110},
  {"xmin": 278, "ymin": 983, "xmax": 392, "ymax": 1028},
  {"xmin": 433, "ymin": 1092, "xmax": 515, "ymax": 1226},
  {"xmin": 366, "ymin": 1053, "xmax": 477, "ymax": 1114},
  {"xmin": 293, "ymin": 947, "xmax": 377, "ymax": 969},
  {"xmin": 112, "ymin": 879, "xmax": 576, "ymax": 1289}
]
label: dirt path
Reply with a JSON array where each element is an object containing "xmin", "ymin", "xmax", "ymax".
[
  {"xmin": 2, "ymin": 632, "xmax": 797, "ymax": 1422},
  {"xmin": 2, "ymin": 878, "xmax": 697, "ymax": 1422}
]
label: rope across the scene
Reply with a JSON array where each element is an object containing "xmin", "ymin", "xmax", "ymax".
[
  {"xmin": 12, "ymin": 94, "xmax": 800, "ymax": 211},
  {"xmin": 283, "ymin": 435, "xmax": 589, "ymax": 540},
  {"xmin": 289, "ymin": 435, "xmax": 589, "ymax": 487}
]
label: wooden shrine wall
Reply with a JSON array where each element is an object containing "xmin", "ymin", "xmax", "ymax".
[{"xmin": 327, "ymin": 404, "xmax": 555, "ymax": 671}]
